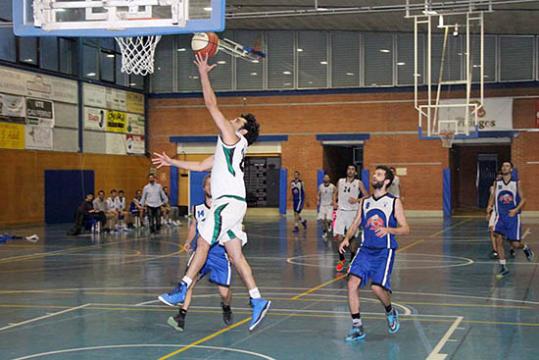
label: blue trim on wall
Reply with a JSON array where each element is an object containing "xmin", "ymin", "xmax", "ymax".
[
  {"xmin": 279, "ymin": 168, "xmax": 288, "ymax": 215},
  {"xmin": 361, "ymin": 169, "xmax": 370, "ymax": 194},
  {"xmin": 169, "ymin": 134, "xmax": 289, "ymax": 143},
  {"xmin": 169, "ymin": 167, "xmax": 179, "ymax": 207},
  {"xmin": 443, "ymin": 168, "xmax": 452, "ymax": 218},
  {"xmin": 316, "ymin": 133, "xmax": 370, "ymax": 142},
  {"xmin": 149, "ymin": 81, "xmax": 539, "ymax": 99}
]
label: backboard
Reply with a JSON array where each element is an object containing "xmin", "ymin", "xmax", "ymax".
[{"xmin": 13, "ymin": 0, "xmax": 225, "ymax": 37}]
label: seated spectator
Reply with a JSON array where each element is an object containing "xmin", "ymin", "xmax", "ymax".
[
  {"xmin": 92, "ymin": 190, "xmax": 108, "ymax": 231},
  {"xmin": 116, "ymin": 190, "xmax": 128, "ymax": 231},
  {"xmin": 129, "ymin": 190, "xmax": 145, "ymax": 228},
  {"xmin": 106, "ymin": 189, "xmax": 119, "ymax": 231}
]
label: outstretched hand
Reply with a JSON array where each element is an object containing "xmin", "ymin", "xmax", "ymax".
[
  {"xmin": 152, "ymin": 152, "xmax": 173, "ymax": 169},
  {"xmin": 194, "ymin": 53, "xmax": 217, "ymax": 74},
  {"xmin": 338, "ymin": 238, "xmax": 350, "ymax": 254}
]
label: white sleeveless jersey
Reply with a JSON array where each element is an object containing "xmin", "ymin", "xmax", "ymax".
[
  {"xmin": 494, "ymin": 179, "xmax": 518, "ymax": 216},
  {"xmin": 212, "ymin": 134, "xmax": 248, "ymax": 199},
  {"xmin": 194, "ymin": 203, "xmax": 210, "ymax": 223},
  {"xmin": 337, "ymin": 178, "xmax": 362, "ymax": 211},
  {"xmin": 319, "ymin": 183, "xmax": 335, "ymax": 206}
]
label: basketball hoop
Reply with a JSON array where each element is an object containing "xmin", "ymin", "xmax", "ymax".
[
  {"xmin": 439, "ymin": 130, "xmax": 456, "ymax": 148},
  {"xmin": 115, "ymin": 36, "xmax": 162, "ymax": 76}
]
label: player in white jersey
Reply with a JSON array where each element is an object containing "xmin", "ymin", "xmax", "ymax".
[
  {"xmin": 317, "ymin": 174, "xmax": 336, "ymax": 239},
  {"xmin": 152, "ymin": 54, "xmax": 270, "ymax": 332},
  {"xmin": 486, "ymin": 173, "xmax": 502, "ymax": 260},
  {"xmin": 334, "ymin": 165, "xmax": 368, "ymax": 272}
]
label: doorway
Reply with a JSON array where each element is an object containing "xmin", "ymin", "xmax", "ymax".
[
  {"xmin": 323, "ymin": 145, "xmax": 363, "ymax": 183},
  {"xmin": 451, "ymin": 144, "xmax": 510, "ymax": 212}
]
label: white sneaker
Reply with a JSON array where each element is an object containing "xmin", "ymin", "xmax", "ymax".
[{"xmin": 25, "ymin": 234, "xmax": 39, "ymax": 243}]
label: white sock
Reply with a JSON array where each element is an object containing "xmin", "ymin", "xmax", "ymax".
[
  {"xmin": 352, "ymin": 318, "xmax": 362, "ymax": 327},
  {"xmin": 249, "ymin": 288, "xmax": 261, "ymax": 299},
  {"xmin": 499, "ymin": 259, "xmax": 506, "ymax": 265},
  {"xmin": 182, "ymin": 276, "xmax": 193, "ymax": 288}
]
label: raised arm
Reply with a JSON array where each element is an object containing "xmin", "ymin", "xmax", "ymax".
[
  {"xmin": 194, "ymin": 54, "xmax": 238, "ymax": 145},
  {"xmin": 152, "ymin": 153, "xmax": 214, "ymax": 172}
]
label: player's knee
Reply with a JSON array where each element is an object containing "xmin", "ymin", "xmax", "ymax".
[{"xmin": 348, "ymin": 276, "xmax": 361, "ymax": 290}]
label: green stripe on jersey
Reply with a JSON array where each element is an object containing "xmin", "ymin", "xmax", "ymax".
[
  {"xmin": 222, "ymin": 145, "xmax": 236, "ymax": 177},
  {"xmin": 217, "ymin": 194, "xmax": 246, "ymax": 202},
  {"xmin": 227, "ymin": 230, "xmax": 237, "ymax": 240}
]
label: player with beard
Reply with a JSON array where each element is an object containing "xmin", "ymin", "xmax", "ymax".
[
  {"xmin": 339, "ymin": 165, "xmax": 410, "ymax": 341},
  {"xmin": 491, "ymin": 161, "xmax": 534, "ymax": 279}
]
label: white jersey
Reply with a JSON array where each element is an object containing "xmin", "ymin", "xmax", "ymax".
[
  {"xmin": 106, "ymin": 197, "xmax": 116, "ymax": 211},
  {"xmin": 318, "ymin": 183, "xmax": 335, "ymax": 207},
  {"xmin": 337, "ymin": 178, "xmax": 362, "ymax": 211},
  {"xmin": 116, "ymin": 197, "xmax": 126, "ymax": 210},
  {"xmin": 194, "ymin": 202, "xmax": 210, "ymax": 224},
  {"xmin": 212, "ymin": 134, "xmax": 248, "ymax": 200}
]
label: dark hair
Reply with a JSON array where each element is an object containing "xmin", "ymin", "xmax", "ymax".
[
  {"xmin": 241, "ymin": 113, "xmax": 260, "ymax": 145},
  {"xmin": 86, "ymin": 192, "xmax": 94, "ymax": 197},
  {"xmin": 376, "ymin": 165, "xmax": 395, "ymax": 188},
  {"xmin": 98, "ymin": 190, "xmax": 104, "ymax": 195},
  {"xmin": 202, "ymin": 174, "xmax": 211, "ymax": 187},
  {"xmin": 502, "ymin": 161, "xmax": 513, "ymax": 169},
  {"xmin": 347, "ymin": 165, "xmax": 356, "ymax": 170},
  {"xmin": 119, "ymin": 190, "xmax": 124, "ymax": 193},
  {"xmin": 110, "ymin": 189, "xmax": 117, "ymax": 193}
]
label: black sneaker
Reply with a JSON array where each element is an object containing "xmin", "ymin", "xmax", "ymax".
[
  {"xmin": 496, "ymin": 265, "xmax": 510, "ymax": 280},
  {"xmin": 524, "ymin": 247, "xmax": 535, "ymax": 262},
  {"xmin": 222, "ymin": 302, "xmax": 233, "ymax": 325},
  {"xmin": 509, "ymin": 249, "xmax": 516, "ymax": 258},
  {"xmin": 489, "ymin": 250, "xmax": 499, "ymax": 260},
  {"xmin": 167, "ymin": 312, "xmax": 185, "ymax": 332}
]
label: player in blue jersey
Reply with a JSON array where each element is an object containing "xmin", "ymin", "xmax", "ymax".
[
  {"xmin": 339, "ymin": 165, "xmax": 410, "ymax": 341},
  {"xmin": 490, "ymin": 161, "xmax": 533, "ymax": 279},
  {"xmin": 168, "ymin": 175, "xmax": 233, "ymax": 331},
  {"xmin": 291, "ymin": 171, "xmax": 307, "ymax": 233}
]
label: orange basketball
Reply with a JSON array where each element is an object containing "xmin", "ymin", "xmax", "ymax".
[{"xmin": 191, "ymin": 32, "xmax": 220, "ymax": 58}]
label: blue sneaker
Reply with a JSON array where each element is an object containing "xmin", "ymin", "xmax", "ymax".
[
  {"xmin": 386, "ymin": 309, "xmax": 400, "ymax": 334},
  {"xmin": 158, "ymin": 282, "xmax": 187, "ymax": 306},
  {"xmin": 249, "ymin": 298, "xmax": 271, "ymax": 331},
  {"xmin": 345, "ymin": 325, "xmax": 366, "ymax": 342}
]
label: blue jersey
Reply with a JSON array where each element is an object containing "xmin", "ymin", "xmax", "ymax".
[
  {"xmin": 360, "ymin": 193, "xmax": 398, "ymax": 249},
  {"xmin": 291, "ymin": 180, "xmax": 305, "ymax": 202},
  {"xmin": 494, "ymin": 179, "xmax": 519, "ymax": 217}
]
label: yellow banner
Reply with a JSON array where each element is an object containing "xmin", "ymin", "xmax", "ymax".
[
  {"xmin": 105, "ymin": 110, "xmax": 127, "ymax": 133},
  {"xmin": 0, "ymin": 122, "xmax": 25, "ymax": 149}
]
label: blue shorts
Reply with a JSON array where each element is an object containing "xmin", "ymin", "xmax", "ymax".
[
  {"xmin": 494, "ymin": 214, "xmax": 521, "ymax": 241},
  {"xmin": 188, "ymin": 247, "xmax": 231, "ymax": 287},
  {"xmin": 348, "ymin": 247, "xmax": 396, "ymax": 292}
]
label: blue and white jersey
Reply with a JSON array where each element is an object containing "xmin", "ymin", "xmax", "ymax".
[
  {"xmin": 360, "ymin": 193, "xmax": 398, "ymax": 249},
  {"xmin": 291, "ymin": 180, "xmax": 305, "ymax": 203},
  {"xmin": 192, "ymin": 202, "xmax": 226, "ymax": 257},
  {"xmin": 494, "ymin": 179, "xmax": 519, "ymax": 217}
]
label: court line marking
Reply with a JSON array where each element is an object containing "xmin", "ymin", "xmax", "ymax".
[
  {"xmin": 426, "ymin": 316, "xmax": 464, "ymax": 360},
  {"xmin": 11, "ymin": 344, "xmax": 276, "ymax": 360},
  {"xmin": 0, "ymin": 304, "xmax": 90, "ymax": 332},
  {"xmin": 290, "ymin": 238, "xmax": 425, "ymax": 300},
  {"xmin": 158, "ymin": 317, "xmax": 251, "ymax": 360},
  {"xmin": 427, "ymin": 219, "xmax": 472, "ymax": 238}
]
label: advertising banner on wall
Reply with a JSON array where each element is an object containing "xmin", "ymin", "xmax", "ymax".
[
  {"xmin": 438, "ymin": 97, "xmax": 513, "ymax": 131},
  {"xmin": 126, "ymin": 92, "xmax": 144, "ymax": 114},
  {"xmin": 0, "ymin": 93, "xmax": 26, "ymax": 122},
  {"xmin": 105, "ymin": 110, "xmax": 127, "ymax": 133},
  {"xmin": 84, "ymin": 107, "xmax": 106, "ymax": 131},
  {"xmin": 0, "ymin": 122, "xmax": 25, "ymax": 149},
  {"xmin": 26, "ymin": 98, "xmax": 54, "ymax": 127},
  {"xmin": 105, "ymin": 132, "xmax": 127, "ymax": 155},
  {"xmin": 0, "ymin": 66, "xmax": 78, "ymax": 104},
  {"xmin": 126, "ymin": 134, "xmax": 145, "ymax": 154},
  {"xmin": 127, "ymin": 113, "xmax": 145, "ymax": 135},
  {"xmin": 25, "ymin": 121, "xmax": 53, "ymax": 150}
]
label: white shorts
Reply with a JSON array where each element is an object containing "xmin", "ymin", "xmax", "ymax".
[
  {"xmin": 334, "ymin": 209, "xmax": 357, "ymax": 236},
  {"xmin": 318, "ymin": 205, "xmax": 333, "ymax": 221},
  {"xmin": 198, "ymin": 196, "xmax": 248, "ymax": 246},
  {"xmin": 488, "ymin": 211, "xmax": 496, "ymax": 229}
]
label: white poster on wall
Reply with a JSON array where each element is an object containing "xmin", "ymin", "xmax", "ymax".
[
  {"xmin": 84, "ymin": 107, "xmax": 106, "ymax": 131},
  {"xmin": 126, "ymin": 134, "xmax": 145, "ymax": 154},
  {"xmin": 25, "ymin": 123, "xmax": 53, "ymax": 150},
  {"xmin": 0, "ymin": 93, "xmax": 26, "ymax": 119},
  {"xmin": 438, "ymin": 97, "xmax": 513, "ymax": 131},
  {"xmin": 0, "ymin": 66, "xmax": 78, "ymax": 104},
  {"xmin": 105, "ymin": 132, "xmax": 127, "ymax": 155},
  {"xmin": 83, "ymin": 84, "xmax": 107, "ymax": 109},
  {"xmin": 127, "ymin": 113, "xmax": 145, "ymax": 135}
]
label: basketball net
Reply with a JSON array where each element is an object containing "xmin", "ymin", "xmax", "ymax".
[
  {"xmin": 439, "ymin": 130, "xmax": 456, "ymax": 148},
  {"xmin": 115, "ymin": 36, "xmax": 162, "ymax": 76}
]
